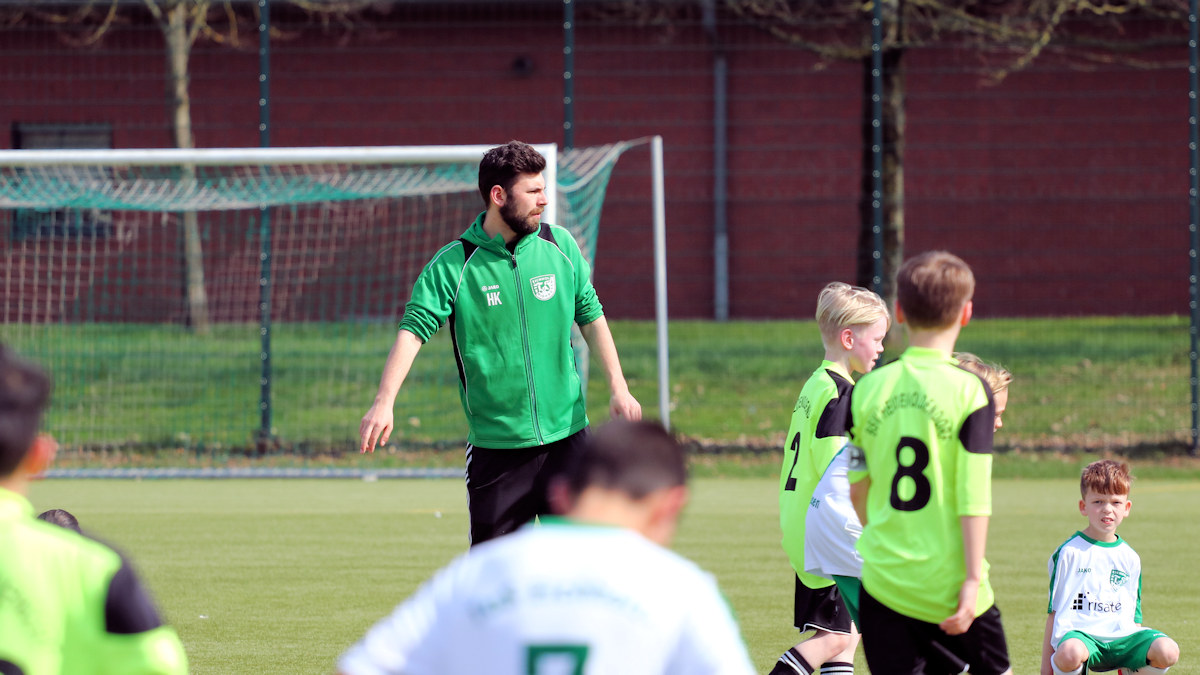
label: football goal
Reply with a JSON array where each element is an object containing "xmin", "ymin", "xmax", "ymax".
[{"xmin": 0, "ymin": 138, "xmax": 668, "ymax": 475}]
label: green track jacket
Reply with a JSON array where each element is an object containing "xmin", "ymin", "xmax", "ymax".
[{"xmin": 400, "ymin": 213, "xmax": 603, "ymax": 448}]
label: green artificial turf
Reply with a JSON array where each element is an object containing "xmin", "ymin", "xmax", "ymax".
[{"xmin": 27, "ymin": 476, "xmax": 1199, "ymax": 674}]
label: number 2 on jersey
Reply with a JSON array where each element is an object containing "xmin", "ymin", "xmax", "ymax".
[
  {"xmin": 783, "ymin": 433, "xmax": 801, "ymax": 491},
  {"xmin": 890, "ymin": 436, "xmax": 932, "ymax": 511}
]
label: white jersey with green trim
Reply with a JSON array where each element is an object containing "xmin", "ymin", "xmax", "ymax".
[
  {"xmin": 1047, "ymin": 531, "xmax": 1144, "ymax": 645},
  {"xmin": 804, "ymin": 446, "xmax": 863, "ymax": 579},
  {"xmin": 338, "ymin": 518, "xmax": 756, "ymax": 675}
]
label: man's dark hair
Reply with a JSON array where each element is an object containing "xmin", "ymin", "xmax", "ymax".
[
  {"xmin": 477, "ymin": 140, "xmax": 547, "ymax": 206},
  {"xmin": 0, "ymin": 345, "xmax": 52, "ymax": 477},
  {"xmin": 37, "ymin": 508, "xmax": 81, "ymax": 533},
  {"xmin": 560, "ymin": 420, "xmax": 687, "ymax": 500}
]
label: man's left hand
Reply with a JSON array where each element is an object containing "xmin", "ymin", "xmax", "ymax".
[{"xmin": 609, "ymin": 391, "xmax": 642, "ymax": 421}]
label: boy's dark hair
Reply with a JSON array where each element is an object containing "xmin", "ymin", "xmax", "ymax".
[
  {"xmin": 477, "ymin": 140, "xmax": 547, "ymax": 206},
  {"xmin": 37, "ymin": 508, "xmax": 81, "ymax": 533},
  {"xmin": 559, "ymin": 420, "xmax": 687, "ymax": 500},
  {"xmin": 1080, "ymin": 459, "xmax": 1132, "ymax": 498},
  {"xmin": 0, "ymin": 345, "xmax": 52, "ymax": 477},
  {"xmin": 896, "ymin": 250, "xmax": 975, "ymax": 329}
]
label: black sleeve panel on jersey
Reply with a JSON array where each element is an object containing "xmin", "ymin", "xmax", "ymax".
[
  {"xmin": 959, "ymin": 379, "xmax": 996, "ymax": 455},
  {"xmin": 845, "ymin": 387, "xmax": 858, "ymax": 442},
  {"xmin": 105, "ymin": 558, "xmax": 165, "ymax": 635},
  {"xmin": 815, "ymin": 369, "xmax": 855, "ymax": 438}
]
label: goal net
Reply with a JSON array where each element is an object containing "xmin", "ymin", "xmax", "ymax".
[{"xmin": 0, "ymin": 141, "xmax": 665, "ymax": 474}]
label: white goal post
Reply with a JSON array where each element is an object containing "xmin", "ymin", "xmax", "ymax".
[{"xmin": 0, "ymin": 144, "xmax": 557, "ymax": 217}]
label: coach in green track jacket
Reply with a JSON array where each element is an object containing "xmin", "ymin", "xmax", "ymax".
[{"xmin": 360, "ymin": 141, "xmax": 641, "ymax": 544}]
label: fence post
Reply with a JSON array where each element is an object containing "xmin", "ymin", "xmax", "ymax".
[
  {"xmin": 257, "ymin": 0, "xmax": 274, "ymax": 449},
  {"xmin": 702, "ymin": 0, "xmax": 730, "ymax": 322},
  {"xmin": 1190, "ymin": 0, "xmax": 1199, "ymax": 456},
  {"xmin": 869, "ymin": 0, "xmax": 885, "ymax": 291},
  {"xmin": 563, "ymin": 0, "xmax": 575, "ymax": 151}
]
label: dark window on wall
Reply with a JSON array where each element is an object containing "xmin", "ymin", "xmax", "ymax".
[{"xmin": 10, "ymin": 122, "xmax": 114, "ymax": 241}]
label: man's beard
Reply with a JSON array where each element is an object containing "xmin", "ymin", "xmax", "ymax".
[{"xmin": 500, "ymin": 198, "xmax": 540, "ymax": 237}]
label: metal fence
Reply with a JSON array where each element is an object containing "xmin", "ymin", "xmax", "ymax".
[{"xmin": 0, "ymin": 1, "xmax": 1194, "ymax": 457}]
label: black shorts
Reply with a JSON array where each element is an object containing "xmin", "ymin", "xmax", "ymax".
[
  {"xmin": 793, "ymin": 574, "xmax": 854, "ymax": 634},
  {"xmin": 464, "ymin": 429, "xmax": 589, "ymax": 546},
  {"xmin": 858, "ymin": 586, "xmax": 1010, "ymax": 675}
]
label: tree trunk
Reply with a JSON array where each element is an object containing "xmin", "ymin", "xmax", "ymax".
[
  {"xmin": 857, "ymin": 46, "xmax": 905, "ymax": 323},
  {"xmin": 165, "ymin": 2, "xmax": 210, "ymax": 334}
]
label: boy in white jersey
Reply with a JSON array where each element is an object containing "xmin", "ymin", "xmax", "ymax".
[
  {"xmin": 1041, "ymin": 459, "xmax": 1180, "ymax": 675},
  {"xmin": 337, "ymin": 420, "xmax": 756, "ymax": 675},
  {"xmin": 771, "ymin": 282, "xmax": 889, "ymax": 675}
]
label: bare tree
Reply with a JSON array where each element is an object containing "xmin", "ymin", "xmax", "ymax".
[
  {"xmin": 3, "ymin": 0, "xmax": 246, "ymax": 333},
  {"xmin": 3, "ymin": 0, "xmax": 384, "ymax": 334},
  {"xmin": 727, "ymin": 0, "xmax": 1187, "ymax": 308},
  {"xmin": 586, "ymin": 0, "xmax": 1187, "ymax": 312},
  {"xmin": 145, "ymin": 0, "xmax": 224, "ymax": 334}
]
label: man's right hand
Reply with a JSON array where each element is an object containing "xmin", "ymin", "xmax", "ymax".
[
  {"xmin": 360, "ymin": 329, "xmax": 424, "ymax": 454},
  {"xmin": 359, "ymin": 403, "xmax": 395, "ymax": 453}
]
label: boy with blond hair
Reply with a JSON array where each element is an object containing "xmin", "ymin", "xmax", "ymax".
[
  {"xmin": 954, "ymin": 352, "xmax": 1011, "ymax": 434},
  {"xmin": 771, "ymin": 282, "xmax": 889, "ymax": 675},
  {"xmin": 1041, "ymin": 460, "xmax": 1180, "ymax": 675},
  {"xmin": 846, "ymin": 251, "xmax": 1012, "ymax": 675}
]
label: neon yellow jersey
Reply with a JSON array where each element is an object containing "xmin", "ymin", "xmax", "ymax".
[
  {"xmin": 778, "ymin": 360, "xmax": 853, "ymax": 589},
  {"xmin": 846, "ymin": 347, "xmax": 996, "ymax": 624},
  {"xmin": 0, "ymin": 488, "xmax": 188, "ymax": 675}
]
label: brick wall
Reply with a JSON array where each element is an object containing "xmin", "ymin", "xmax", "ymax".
[{"xmin": 0, "ymin": 5, "xmax": 1186, "ymax": 320}]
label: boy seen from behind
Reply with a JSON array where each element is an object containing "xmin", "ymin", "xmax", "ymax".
[
  {"xmin": 1041, "ymin": 459, "xmax": 1180, "ymax": 675},
  {"xmin": 0, "ymin": 345, "xmax": 187, "ymax": 674},
  {"xmin": 339, "ymin": 420, "xmax": 756, "ymax": 675},
  {"xmin": 804, "ymin": 351, "xmax": 1013, "ymax": 635},
  {"xmin": 771, "ymin": 282, "xmax": 889, "ymax": 675},
  {"xmin": 846, "ymin": 251, "xmax": 1012, "ymax": 675}
]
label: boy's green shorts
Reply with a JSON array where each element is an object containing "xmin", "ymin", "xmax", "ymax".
[
  {"xmin": 1058, "ymin": 628, "xmax": 1167, "ymax": 671},
  {"xmin": 831, "ymin": 575, "xmax": 862, "ymax": 626}
]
